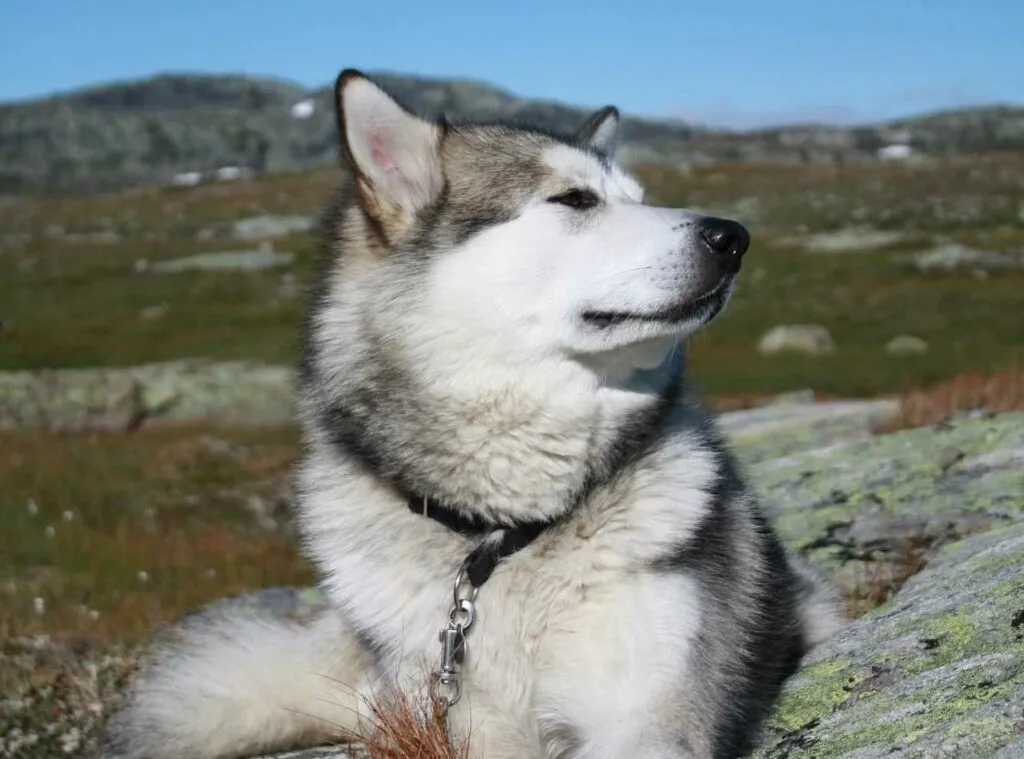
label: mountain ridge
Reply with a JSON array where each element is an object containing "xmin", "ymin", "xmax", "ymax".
[{"xmin": 2, "ymin": 70, "xmax": 1023, "ymax": 195}]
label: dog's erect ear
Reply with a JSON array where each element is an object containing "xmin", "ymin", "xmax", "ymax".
[
  {"xmin": 576, "ymin": 106, "xmax": 621, "ymax": 155},
  {"xmin": 335, "ymin": 69, "xmax": 443, "ymax": 223}
]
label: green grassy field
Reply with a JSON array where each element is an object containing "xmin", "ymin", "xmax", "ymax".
[{"xmin": 2, "ymin": 155, "xmax": 1022, "ymax": 396}]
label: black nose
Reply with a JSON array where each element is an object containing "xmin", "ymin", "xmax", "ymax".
[{"xmin": 698, "ymin": 217, "xmax": 750, "ymax": 273}]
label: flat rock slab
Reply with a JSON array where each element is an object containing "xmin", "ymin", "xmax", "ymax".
[
  {"xmin": 753, "ymin": 522, "xmax": 1024, "ymax": 758},
  {"xmin": 232, "ymin": 215, "xmax": 316, "ymax": 241},
  {"xmin": 720, "ymin": 398, "xmax": 900, "ymax": 464},
  {"xmin": 750, "ymin": 412, "xmax": 1024, "ymax": 593},
  {"xmin": 150, "ymin": 249, "xmax": 294, "ymax": 273},
  {"xmin": 0, "ymin": 360, "xmax": 296, "ymax": 430},
  {"xmin": 775, "ymin": 229, "xmax": 911, "ymax": 253}
]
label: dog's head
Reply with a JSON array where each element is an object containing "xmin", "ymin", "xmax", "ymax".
[{"xmin": 327, "ymin": 70, "xmax": 749, "ymax": 378}]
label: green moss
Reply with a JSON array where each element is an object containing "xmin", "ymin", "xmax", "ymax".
[
  {"xmin": 765, "ymin": 659, "xmax": 859, "ymax": 732},
  {"xmin": 816, "ymin": 677, "xmax": 1019, "ymax": 756},
  {"xmin": 940, "ymin": 716, "xmax": 1016, "ymax": 749}
]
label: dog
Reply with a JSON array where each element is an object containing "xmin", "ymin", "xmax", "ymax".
[{"xmin": 102, "ymin": 69, "xmax": 841, "ymax": 759}]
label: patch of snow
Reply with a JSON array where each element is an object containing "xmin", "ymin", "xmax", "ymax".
[{"xmin": 291, "ymin": 99, "xmax": 316, "ymax": 119}]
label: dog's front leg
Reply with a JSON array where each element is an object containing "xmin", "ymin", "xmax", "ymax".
[{"xmin": 532, "ymin": 574, "xmax": 706, "ymax": 759}]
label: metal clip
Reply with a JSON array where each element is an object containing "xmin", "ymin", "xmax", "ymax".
[
  {"xmin": 430, "ymin": 555, "xmax": 482, "ymax": 713},
  {"xmin": 439, "ymin": 624, "xmax": 466, "ymax": 669},
  {"xmin": 430, "ymin": 623, "xmax": 466, "ymax": 710}
]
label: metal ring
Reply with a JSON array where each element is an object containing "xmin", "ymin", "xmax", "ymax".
[
  {"xmin": 453, "ymin": 564, "xmax": 480, "ymax": 608},
  {"xmin": 448, "ymin": 598, "xmax": 475, "ymax": 631},
  {"xmin": 429, "ymin": 672, "xmax": 461, "ymax": 709}
]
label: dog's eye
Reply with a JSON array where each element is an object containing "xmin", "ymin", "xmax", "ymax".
[{"xmin": 547, "ymin": 189, "xmax": 600, "ymax": 210}]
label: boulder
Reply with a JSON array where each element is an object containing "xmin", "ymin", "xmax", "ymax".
[
  {"xmin": 232, "ymin": 215, "xmax": 316, "ymax": 241},
  {"xmin": 885, "ymin": 335, "xmax": 929, "ymax": 355},
  {"xmin": 758, "ymin": 324, "xmax": 837, "ymax": 356},
  {"xmin": 752, "ymin": 523, "xmax": 1024, "ymax": 758},
  {"xmin": 150, "ymin": 249, "xmax": 294, "ymax": 273},
  {"xmin": 910, "ymin": 242, "xmax": 1024, "ymax": 274},
  {"xmin": 0, "ymin": 360, "xmax": 297, "ymax": 431}
]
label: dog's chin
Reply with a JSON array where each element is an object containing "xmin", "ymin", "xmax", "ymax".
[{"xmin": 581, "ymin": 280, "xmax": 733, "ymax": 339}]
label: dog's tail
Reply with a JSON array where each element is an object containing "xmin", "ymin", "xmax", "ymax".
[
  {"xmin": 102, "ymin": 604, "xmax": 371, "ymax": 759},
  {"xmin": 790, "ymin": 553, "xmax": 845, "ymax": 648}
]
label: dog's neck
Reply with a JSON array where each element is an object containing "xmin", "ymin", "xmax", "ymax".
[{"xmin": 311, "ymin": 339, "xmax": 686, "ymax": 529}]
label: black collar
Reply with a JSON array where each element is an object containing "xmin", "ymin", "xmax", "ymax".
[{"xmin": 407, "ymin": 494, "xmax": 554, "ymax": 588}]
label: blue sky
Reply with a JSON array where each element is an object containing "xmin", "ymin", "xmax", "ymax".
[{"xmin": 1, "ymin": 0, "xmax": 1022, "ymax": 128}]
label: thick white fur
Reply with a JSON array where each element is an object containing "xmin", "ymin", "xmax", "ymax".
[
  {"xmin": 106, "ymin": 610, "xmax": 371, "ymax": 758},
  {"xmin": 296, "ymin": 406, "xmax": 723, "ymax": 759}
]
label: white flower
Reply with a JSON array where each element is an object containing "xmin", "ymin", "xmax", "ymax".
[
  {"xmin": 62, "ymin": 510, "xmax": 74, "ymax": 522},
  {"xmin": 137, "ymin": 570, "xmax": 149, "ymax": 583},
  {"xmin": 44, "ymin": 525, "xmax": 56, "ymax": 539},
  {"xmin": 26, "ymin": 499, "xmax": 39, "ymax": 516},
  {"xmin": 33, "ymin": 597, "xmax": 45, "ymax": 614}
]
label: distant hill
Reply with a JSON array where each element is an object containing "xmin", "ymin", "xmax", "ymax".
[{"xmin": 1, "ymin": 71, "xmax": 1023, "ymax": 195}]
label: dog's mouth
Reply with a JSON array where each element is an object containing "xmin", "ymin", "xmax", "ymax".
[{"xmin": 582, "ymin": 279, "xmax": 732, "ymax": 330}]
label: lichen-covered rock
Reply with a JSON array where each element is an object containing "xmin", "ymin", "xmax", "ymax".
[
  {"xmin": 757, "ymin": 324, "xmax": 837, "ymax": 356},
  {"xmin": 232, "ymin": 215, "xmax": 316, "ymax": 241},
  {"xmin": 0, "ymin": 360, "xmax": 297, "ymax": 430},
  {"xmin": 885, "ymin": 335, "xmax": 929, "ymax": 355},
  {"xmin": 747, "ymin": 412, "xmax": 1024, "ymax": 595},
  {"xmin": 720, "ymin": 398, "xmax": 900, "ymax": 465},
  {"xmin": 752, "ymin": 522, "xmax": 1024, "ymax": 758},
  {"xmin": 774, "ymin": 228, "xmax": 910, "ymax": 254},
  {"xmin": 150, "ymin": 249, "xmax": 295, "ymax": 273}
]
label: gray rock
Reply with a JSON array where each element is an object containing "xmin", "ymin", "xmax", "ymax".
[
  {"xmin": 254, "ymin": 750, "xmax": 353, "ymax": 759},
  {"xmin": 150, "ymin": 249, "xmax": 294, "ymax": 273},
  {"xmin": 778, "ymin": 228, "xmax": 910, "ymax": 254},
  {"xmin": 751, "ymin": 412, "xmax": 1024, "ymax": 593},
  {"xmin": 757, "ymin": 324, "xmax": 837, "ymax": 356},
  {"xmin": 885, "ymin": 335, "xmax": 929, "ymax": 355},
  {"xmin": 233, "ymin": 214, "xmax": 316, "ymax": 241},
  {"xmin": 911, "ymin": 242, "xmax": 1024, "ymax": 274},
  {"xmin": 718, "ymin": 398, "xmax": 900, "ymax": 464},
  {"xmin": 752, "ymin": 522, "xmax": 1024, "ymax": 758},
  {"xmin": 139, "ymin": 304, "xmax": 169, "ymax": 320},
  {"xmin": 0, "ymin": 360, "xmax": 297, "ymax": 431},
  {"xmin": 188, "ymin": 586, "xmax": 328, "ymax": 625}
]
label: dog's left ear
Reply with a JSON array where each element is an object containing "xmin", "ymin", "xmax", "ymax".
[{"xmin": 576, "ymin": 106, "xmax": 620, "ymax": 155}]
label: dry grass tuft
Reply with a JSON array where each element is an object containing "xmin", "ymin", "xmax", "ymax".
[
  {"xmin": 875, "ymin": 368, "xmax": 1024, "ymax": 434},
  {"xmin": 348, "ymin": 686, "xmax": 469, "ymax": 759}
]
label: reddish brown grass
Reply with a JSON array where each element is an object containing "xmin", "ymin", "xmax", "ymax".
[
  {"xmin": 844, "ymin": 536, "xmax": 931, "ymax": 618},
  {"xmin": 874, "ymin": 368, "xmax": 1024, "ymax": 434},
  {"xmin": 0, "ymin": 422, "xmax": 313, "ymax": 642},
  {"xmin": 351, "ymin": 688, "xmax": 469, "ymax": 759}
]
